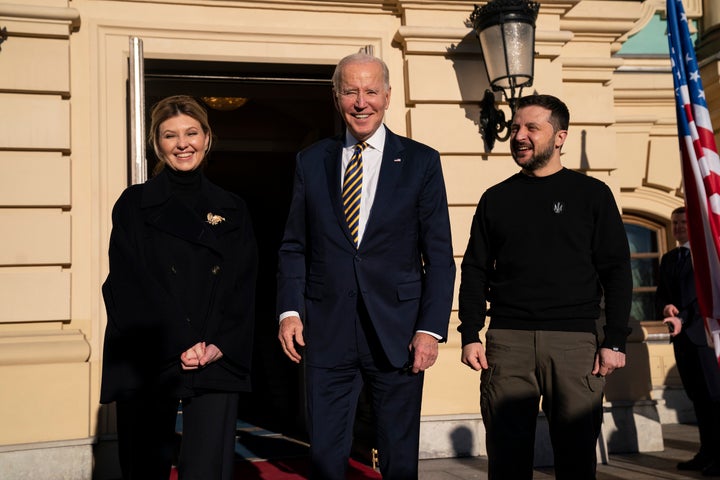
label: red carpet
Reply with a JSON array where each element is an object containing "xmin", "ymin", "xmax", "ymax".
[
  {"xmin": 168, "ymin": 419, "xmax": 382, "ymax": 479},
  {"xmin": 170, "ymin": 458, "xmax": 382, "ymax": 479}
]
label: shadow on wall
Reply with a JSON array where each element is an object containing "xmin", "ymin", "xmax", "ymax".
[
  {"xmin": 662, "ymin": 364, "xmax": 696, "ymax": 424},
  {"xmin": 446, "ymin": 32, "xmax": 485, "ymax": 132},
  {"xmin": 450, "ymin": 425, "xmax": 475, "ymax": 457},
  {"xmin": 580, "ymin": 129, "xmax": 590, "ymax": 170},
  {"xmin": 596, "ymin": 311, "xmax": 665, "ymax": 454}
]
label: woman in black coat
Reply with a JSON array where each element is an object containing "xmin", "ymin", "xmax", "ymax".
[{"xmin": 100, "ymin": 95, "xmax": 258, "ymax": 480}]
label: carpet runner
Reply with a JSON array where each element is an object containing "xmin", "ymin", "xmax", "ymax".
[
  {"xmin": 170, "ymin": 458, "xmax": 381, "ymax": 479},
  {"xmin": 169, "ymin": 420, "xmax": 382, "ymax": 479}
]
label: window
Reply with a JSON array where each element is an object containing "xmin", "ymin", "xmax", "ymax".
[{"xmin": 623, "ymin": 216, "xmax": 666, "ymax": 322}]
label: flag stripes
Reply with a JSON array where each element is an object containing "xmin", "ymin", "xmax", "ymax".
[{"xmin": 666, "ymin": 0, "xmax": 720, "ymax": 365}]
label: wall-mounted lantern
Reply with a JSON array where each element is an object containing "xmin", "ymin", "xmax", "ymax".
[{"xmin": 470, "ymin": 0, "xmax": 540, "ymax": 151}]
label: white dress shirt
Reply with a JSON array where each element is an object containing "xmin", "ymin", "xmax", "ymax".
[{"xmin": 341, "ymin": 126, "xmax": 385, "ymax": 247}]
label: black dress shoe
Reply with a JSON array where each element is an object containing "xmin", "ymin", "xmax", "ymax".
[
  {"xmin": 678, "ymin": 455, "xmax": 711, "ymax": 471},
  {"xmin": 703, "ymin": 461, "xmax": 720, "ymax": 477}
]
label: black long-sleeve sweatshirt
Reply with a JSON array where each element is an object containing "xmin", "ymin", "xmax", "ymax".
[{"xmin": 458, "ymin": 167, "xmax": 633, "ymax": 351}]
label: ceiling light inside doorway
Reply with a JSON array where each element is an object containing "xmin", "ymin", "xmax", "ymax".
[{"xmin": 201, "ymin": 96, "xmax": 248, "ymax": 111}]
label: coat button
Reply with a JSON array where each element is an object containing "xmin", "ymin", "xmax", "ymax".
[
  {"xmin": 211, "ymin": 265, "xmax": 221, "ymax": 275},
  {"xmin": 170, "ymin": 265, "xmax": 177, "ymax": 274},
  {"xmin": 186, "ymin": 317, "xmax": 191, "ymax": 323}
]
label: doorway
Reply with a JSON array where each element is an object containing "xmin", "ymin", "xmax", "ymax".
[{"xmin": 143, "ymin": 59, "xmax": 340, "ymax": 435}]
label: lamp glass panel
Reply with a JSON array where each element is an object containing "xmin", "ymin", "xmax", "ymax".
[
  {"xmin": 503, "ymin": 22, "xmax": 535, "ymax": 82},
  {"xmin": 479, "ymin": 25, "xmax": 506, "ymax": 86},
  {"xmin": 480, "ymin": 22, "xmax": 535, "ymax": 90}
]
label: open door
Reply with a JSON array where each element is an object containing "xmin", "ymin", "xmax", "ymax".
[{"xmin": 128, "ymin": 36, "xmax": 146, "ymax": 185}]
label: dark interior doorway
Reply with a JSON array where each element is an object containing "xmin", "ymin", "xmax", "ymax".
[{"xmin": 142, "ymin": 59, "xmax": 340, "ymax": 436}]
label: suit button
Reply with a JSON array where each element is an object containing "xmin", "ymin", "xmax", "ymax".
[
  {"xmin": 186, "ymin": 317, "xmax": 191, "ymax": 323},
  {"xmin": 211, "ymin": 265, "xmax": 221, "ymax": 275},
  {"xmin": 170, "ymin": 265, "xmax": 177, "ymax": 274},
  {"xmin": 348, "ymin": 290, "xmax": 356, "ymax": 297}
]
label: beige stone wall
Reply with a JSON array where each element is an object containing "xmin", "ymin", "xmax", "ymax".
[
  {"xmin": 1, "ymin": 0, "xmax": 715, "ymax": 467},
  {"xmin": 0, "ymin": 1, "xmax": 91, "ymax": 448}
]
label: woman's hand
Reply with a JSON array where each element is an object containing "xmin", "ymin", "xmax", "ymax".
[{"xmin": 181, "ymin": 342, "xmax": 224, "ymax": 370}]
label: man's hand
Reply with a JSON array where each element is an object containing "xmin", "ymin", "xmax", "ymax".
[
  {"xmin": 278, "ymin": 315, "xmax": 305, "ymax": 363},
  {"xmin": 461, "ymin": 342, "xmax": 488, "ymax": 371},
  {"xmin": 409, "ymin": 332, "xmax": 439, "ymax": 374},
  {"xmin": 663, "ymin": 303, "xmax": 679, "ymax": 318},
  {"xmin": 663, "ymin": 316, "xmax": 682, "ymax": 336},
  {"xmin": 592, "ymin": 347, "xmax": 626, "ymax": 377}
]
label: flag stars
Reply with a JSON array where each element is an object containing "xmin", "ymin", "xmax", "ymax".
[
  {"xmin": 690, "ymin": 70, "xmax": 701, "ymax": 82},
  {"xmin": 711, "ymin": 193, "xmax": 720, "ymax": 216}
]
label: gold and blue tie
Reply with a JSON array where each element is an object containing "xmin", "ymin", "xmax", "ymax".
[{"xmin": 343, "ymin": 142, "xmax": 367, "ymax": 247}]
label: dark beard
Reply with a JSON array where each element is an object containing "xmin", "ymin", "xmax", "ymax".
[{"xmin": 513, "ymin": 142, "xmax": 554, "ymax": 172}]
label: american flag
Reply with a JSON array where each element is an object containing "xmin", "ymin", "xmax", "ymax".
[{"xmin": 666, "ymin": 0, "xmax": 720, "ymax": 365}]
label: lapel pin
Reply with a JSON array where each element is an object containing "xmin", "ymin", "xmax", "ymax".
[
  {"xmin": 393, "ymin": 158, "xmax": 402, "ymax": 163},
  {"xmin": 206, "ymin": 213, "xmax": 225, "ymax": 225}
]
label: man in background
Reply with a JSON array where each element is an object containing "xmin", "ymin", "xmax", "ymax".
[{"xmin": 658, "ymin": 206, "xmax": 720, "ymax": 476}]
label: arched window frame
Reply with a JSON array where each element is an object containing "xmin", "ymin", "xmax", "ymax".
[{"xmin": 623, "ymin": 214, "xmax": 670, "ymax": 327}]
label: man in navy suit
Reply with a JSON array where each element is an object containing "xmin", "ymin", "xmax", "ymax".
[
  {"xmin": 276, "ymin": 53, "xmax": 455, "ymax": 479},
  {"xmin": 658, "ymin": 206, "xmax": 720, "ymax": 476}
]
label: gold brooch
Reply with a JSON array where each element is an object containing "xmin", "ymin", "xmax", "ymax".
[{"xmin": 206, "ymin": 213, "xmax": 225, "ymax": 225}]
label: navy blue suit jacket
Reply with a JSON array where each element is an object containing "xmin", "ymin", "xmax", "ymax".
[
  {"xmin": 277, "ymin": 127, "xmax": 455, "ymax": 368},
  {"xmin": 657, "ymin": 246, "xmax": 706, "ymax": 346}
]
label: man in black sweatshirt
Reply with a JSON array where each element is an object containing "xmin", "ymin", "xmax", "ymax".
[{"xmin": 458, "ymin": 94, "xmax": 632, "ymax": 480}]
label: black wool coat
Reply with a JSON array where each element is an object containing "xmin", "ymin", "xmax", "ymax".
[{"xmin": 100, "ymin": 169, "xmax": 258, "ymax": 403}]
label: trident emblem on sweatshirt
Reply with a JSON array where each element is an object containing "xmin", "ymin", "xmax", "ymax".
[{"xmin": 552, "ymin": 202, "xmax": 564, "ymax": 214}]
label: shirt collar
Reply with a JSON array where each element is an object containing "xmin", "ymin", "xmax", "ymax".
[{"xmin": 345, "ymin": 124, "xmax": 386, "ymax": 153}]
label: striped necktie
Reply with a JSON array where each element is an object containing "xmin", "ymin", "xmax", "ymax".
[{"xmin": 343, "ymin": 142, "xmax": 367, "ymax": 247}]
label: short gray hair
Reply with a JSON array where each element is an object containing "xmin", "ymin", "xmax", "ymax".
[{"xmin": 331, "ymin": 53, "xmax": 390, "ymax": 93}]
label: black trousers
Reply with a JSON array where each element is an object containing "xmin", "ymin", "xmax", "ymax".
[
  {"xmin": 116, "ymin": 391, "xmax": 239, "ymax": 480},
  {"xmin": 673, "ymin": 332, "xmax": 720, "ymax": 462},
  {"xmin": 116, "ymin": 393, "xmax": 177, "ymax": 480}
]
